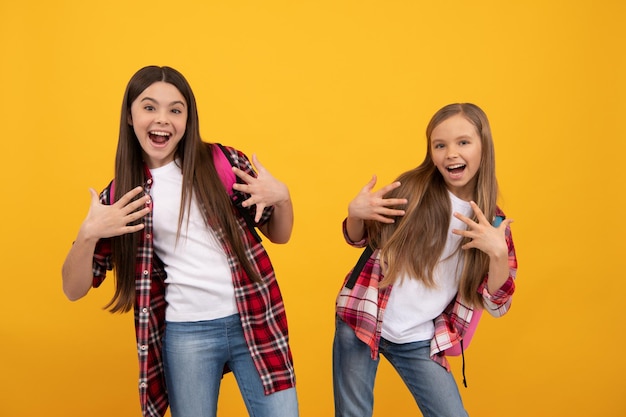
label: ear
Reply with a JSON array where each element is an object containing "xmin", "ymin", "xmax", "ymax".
[{"xmin": 127, "ymin": 111, "xmax": 133, "ymax": 126}]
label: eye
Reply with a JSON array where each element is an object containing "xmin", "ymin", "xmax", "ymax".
[
  {"xmin": 143, "ymin": 105, "xmax": 155, "ymax": 111},
  {"xmin": 433, "ymin": 143, "xmax": 445, "ymax": 149},
  {"xmin": 171, "ymin": 108, "xmax": 183, "ymax": 114}
]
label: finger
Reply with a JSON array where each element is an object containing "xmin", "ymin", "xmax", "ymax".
[
  {"xmin": 362, "ymin": 175, "xmax": 378, "ymax": 192},
  {"xmin": 120, "ymin": 193, "xmax": 151, "ymax": 215},
  {"xmin": 122, "ymin": 223, "xmax": 145, "ymax": 234},
  {"xmin": 88, "ymin": 188, "xmax": 101, "ymax": 206},
  {"xmin": 232, "ymin": 182, "xmax": 252, "ymax": 195},
  {"xmin": 240, "ymin": 194, "xmax": 257, "ymax": 208},
  {"xmin": 469, "ymin": 201, "xmax": 488, "ymax": 222},
  {"xmin": 116, "ymin": 186, "xmax": 145, "ymax": 206},
  {"xmin": 254, "ymin": 203, "xmax": 267, "ymax": 223},
  {"xmin": 499, "ymin": 218, "xmax": 514, "ymax": 230},
  {"xmin": 461, "ymin": 241, "xmax": 475, "ymax": 250},
  {"xmin": 380, "ymin": 198, "xmax": 408, "ymax": 208},
  {"xmin": 453, "ymin": 211, "xmax": 475, "ymax": 227},
  {"xmin": 452, "ymin": 228, "xmax": 471, "ymax": 238},
  {"xmin": 379, "ymin": 208, "xmax": 406, "ymax": 217},
  {"xmin": 376, "ymin": 181, "xmax": 402, "ymax": 197},
  {"xmin": 127, "ymin": 206, "xmax": 151, "ymax": 222},
  {"xmin": 373, "ymin": 214, "xmax": 398, "ymax": 224},
  {"xmin": 251, "ymin": 154, "xmax": 266, "ymax": 173},
  {"xmin": 232, "ymin": 166, "xmax": 255, "ymax": 184}
]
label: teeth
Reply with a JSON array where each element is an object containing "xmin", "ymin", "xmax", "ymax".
[
  {"xmin": 150, "ymin": 131, "xmax": 170, "ymax": 137},
  {"xmin": 447, "ymin": 164, "xmax": 465, "ymax": 170}
]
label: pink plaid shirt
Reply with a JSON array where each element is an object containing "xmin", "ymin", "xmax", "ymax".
[
  {"xmin": 91, "ymin": 145, "xmax": 296, "ymax": 417},
  {"xmin": 336, "ymin": 207, "xmax": 517, "ymax": 372}
]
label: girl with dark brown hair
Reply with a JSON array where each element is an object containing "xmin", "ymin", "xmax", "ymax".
[{"xmin": 62, "ymin": 66, "xmax": 298, "ymax": 417}]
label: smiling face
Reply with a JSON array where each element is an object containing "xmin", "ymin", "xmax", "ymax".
[
  {"xmin": 129, "ymin": 81, "xmax": 188, "ymax": 168},
  {"xmin": 430, "ymin": 114, "xmax": 482, "ymax": 201}
]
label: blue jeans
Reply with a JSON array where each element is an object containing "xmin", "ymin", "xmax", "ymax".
[
  {"xmin": 333, "ymin": 316, "xmax": 468, "ymax": 417},
  {"xmin": 163, "ymin": 314, "xmax": 299, "ymax": 417}
]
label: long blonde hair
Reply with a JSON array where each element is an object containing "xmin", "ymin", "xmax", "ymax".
[{"xmin": 368, "ymin": 103, "xmax": 498, "ymax": 306}]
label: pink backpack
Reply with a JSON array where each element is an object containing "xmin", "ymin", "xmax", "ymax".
[
  {"xmin": 444, "ymin": 308, "xmax": 482, "ymax": 356},
  {"xmin": 211, "ymin": 143, "xmax": 237, "ymax": 195}
]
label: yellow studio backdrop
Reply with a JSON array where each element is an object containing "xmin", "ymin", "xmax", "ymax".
[{"xmin": 1, "ymin": 1, "xmax": 624, "ymax": 416}]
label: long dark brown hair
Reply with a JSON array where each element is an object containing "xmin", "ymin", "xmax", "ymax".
[
  {"xmin": 369, "ymin": 103, "xmax": 498, "ymax": 307},
  {"xmin": 106, "ymin": 66, "xmax": 260, "ymax": 313}
]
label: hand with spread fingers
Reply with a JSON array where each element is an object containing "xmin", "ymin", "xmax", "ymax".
[
  {"xmin": 348, "ymin": 175, "xmax": 407, "ymax": 224},
  {"xmin": 453, "ymin": 200, "xmax": 514, "ymax": 292},
  {"xmin": 345, "ymin": 175, "xmax": 407, "ymax": 243},
  {"xmin": 82, "ymin": 186, "xmax": 151, "ymax": 240},
  {"xmin": 231, "ymin": 154, "xmax": 291, "ymax": 223},
  {"xmin": 452, "ymin": 201, "xmax": 512, "ymax": 257}
]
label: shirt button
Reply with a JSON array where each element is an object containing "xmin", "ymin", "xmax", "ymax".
[
  {"xmin": 143, "ymin": 270, "xmax": 149, "ymax": 275},
  {"xmin": 140, "ymin": 345, "xmax": 147, "ymax": 351},
  {"xmin": 139, "ymin": 382, "xmax": 147, "ymax": 389},
  {"xmin": 145, "ymin": 233, "xmax": 151, "ymax": 239},
  {"xmin": 142, "ymin": 308, "xmax": 148, "ymax": 314}
]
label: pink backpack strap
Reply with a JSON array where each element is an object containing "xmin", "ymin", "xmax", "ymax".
[
  {"xmin": 211, "ymin": 143, "xmax": 237, "ymax": 195},
  {"xmin": 110, "ymin": 148, "xmax": 235, "ymax": 200},
  {"xmin": 211, "ymin": 143, "xmax": 262, "ymax": 243}
]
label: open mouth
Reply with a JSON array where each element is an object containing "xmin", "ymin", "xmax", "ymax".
[
  {"xmin": 149, "ymin": 131, "xmax": 171, "ymax": 145},
  {"xmin": 446, "ymin": 164, "xmax": 466, "ymax": 175}
]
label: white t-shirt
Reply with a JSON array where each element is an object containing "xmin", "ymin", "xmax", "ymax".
[
  {"xmin": 381, "ymin": 191, "xmax": 473, "ymax": 344},
  {"xmin": 149, "ymin": 160, "xmax": 237, "ymax": 322}
]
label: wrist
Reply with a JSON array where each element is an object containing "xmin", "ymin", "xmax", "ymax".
[
  {"xmin": 273, "ymin": 193, "xmax": 292, "ymax": 208},
  {"xmin": 77, "ymin": 222, "xmax": 103, "ymax": 244}
]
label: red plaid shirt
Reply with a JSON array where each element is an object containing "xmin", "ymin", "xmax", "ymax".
[
  {"xmin": 336, "ymin": 207, "xmax": 517, "ymax": 372},
  {"xmin": 91, "ymin": 146, "xmax": 295, "ymax": 417}
]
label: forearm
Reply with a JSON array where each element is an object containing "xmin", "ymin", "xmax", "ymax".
[
  {"xmin": 62, "ymin": 230, "xmax": 99, "ymax": 301},
  {"xmin": 262, "ymin": 198, "xmax": 294, "ymax": 244},
  {"xmin": 485, "ymin": 251, "xmax": 510, "ymax": 294},
  {"xmin": 345, "ymin": 216, "xmax": 366, "ymax": 243}
]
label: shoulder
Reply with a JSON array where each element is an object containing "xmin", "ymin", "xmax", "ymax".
[
  {"xmin": 223, "ymin": 143, "xmax": 247, "ymax": 161},
  {"xmin": 98, "ymin": 180, "xmax": 115, "ymax": 205},
  {"xmin": 212, "ymin": 142, "xmax": 252, "ymax": 170}
]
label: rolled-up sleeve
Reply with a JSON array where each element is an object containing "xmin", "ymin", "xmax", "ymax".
[
  {"xmin": 478, "ymin": 224, "xmax": 518, "ymax": 317},
  {"xmin": 342, "ymin": 218, "xmax": 368, "ymax": 248}
]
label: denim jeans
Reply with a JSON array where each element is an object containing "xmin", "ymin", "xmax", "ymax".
[
  {"xmin": 333, "ymin": 316, "xmax": 468, "ymax": 417},
  {"xmin": 163, "ymin": 314, "xmax": 299, "ymax": 417}
]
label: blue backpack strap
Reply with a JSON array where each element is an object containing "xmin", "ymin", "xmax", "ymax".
[
  {"xmin": 493, "ymin": 215, "xmax": 505, "ymax": 227},
  {"xmin": 213, "ymin": 143, "xmax": 262, "ymax": 244}
]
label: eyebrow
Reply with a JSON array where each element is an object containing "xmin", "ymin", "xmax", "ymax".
[
  {"xmin": 140, "ymin": 97, "xmax": 186, "ymax": 107},
  {"xmin": 431, "ymin": 134, "xmax": 473, "ymax": 142}
]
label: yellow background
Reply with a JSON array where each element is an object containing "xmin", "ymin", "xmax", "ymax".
[{"xmin": 1, "ymin": 1, "xmax": 624, "ymax": 416}]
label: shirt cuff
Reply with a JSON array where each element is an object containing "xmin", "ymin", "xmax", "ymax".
[{"xmin": 342, "ymin": 218, "xmax": 368, "ymax": 247}]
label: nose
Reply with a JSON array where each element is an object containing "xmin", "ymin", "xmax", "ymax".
[
  {"xmin": 446, "ymin": 145, "xmax": 459, "ymax": 158},
  {"xmin": 155, "ymin": 109, "xmax": 170, "ymax": 125}
]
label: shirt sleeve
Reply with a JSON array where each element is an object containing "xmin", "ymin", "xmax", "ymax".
[
  {"xmin": 478, "ymin": 222, "xmax": 518, "ymax": 317},
  {"xmin": 92, "ymin": 185, "xmax": 114, "ymax": 288},
  {"xmin": 342, "ymin": 218, "xmax": 368, "ymax": 248}
]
